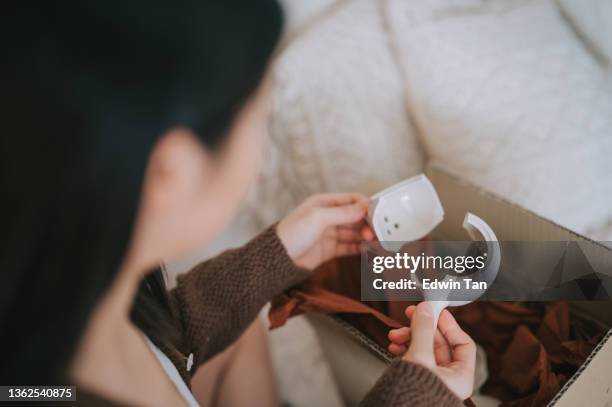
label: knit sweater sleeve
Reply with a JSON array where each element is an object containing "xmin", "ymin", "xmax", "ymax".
[
  {"xmin": 360, "ymin": 359, "xmax": 463, "ymax": 407},
  {"xmin": 168, "ymin": 225, "xmax": 309, "ymax": 371}
]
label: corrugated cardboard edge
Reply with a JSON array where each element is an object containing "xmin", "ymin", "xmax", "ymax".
[
  {"xmin": 330, "ymin": 316, "xmax": 393, "ymax": 363},
  {"xmin": 548, "ymin": 328, "xmax": 612, "ymax": 406},
  {"xmin": 428, "ymin": 164, "xmax": 612, "ymax": 325},
  {"xmin": 330, "ymin": 315, "xmax": 612, "ymax": 406},
  {"xmin": 427, "ymin": 163, "xmax": 611, "ymax": 250}
]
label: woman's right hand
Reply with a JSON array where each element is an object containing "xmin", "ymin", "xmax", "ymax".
[
  {"xmin": 276, "ymin": 193, "xmax": 373, "ymax": 270},
  {"xmin": 387, "ymin": 302, "xmax": 476, "ymax": 400}
]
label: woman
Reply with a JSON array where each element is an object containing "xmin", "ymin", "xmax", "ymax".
[{"xmin": 1, "ymin": 1, "xmax": 475, "ymax": 406}]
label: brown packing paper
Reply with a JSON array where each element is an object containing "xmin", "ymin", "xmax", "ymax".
[{"xmin": 269, "ymin": 255, "xmax": 605, "ymax": 407}]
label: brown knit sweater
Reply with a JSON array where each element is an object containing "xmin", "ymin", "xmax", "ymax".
[{"xmin": 78, "ymin": 226, "xmax": 462, "ymax": 407}]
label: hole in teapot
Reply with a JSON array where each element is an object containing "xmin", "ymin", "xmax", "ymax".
[
  {"xmin": 384, "ymin": 217, "xmax": 388, "ymax": 223},
  {"xmin": 394, "ymin": 223, "xmax": 399, "ymax": 229}
]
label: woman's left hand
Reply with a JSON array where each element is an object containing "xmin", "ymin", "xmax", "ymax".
[{"xmin": 277, "ymin": 193, "xmax": 375, "ymax": 270}]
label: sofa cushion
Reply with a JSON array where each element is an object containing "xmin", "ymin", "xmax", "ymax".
[
  {"xmin": 246, "ymin": 0, "xmax": 425, "ymax": 226},
  {"xmin": 557, "ymin": 0, "xmax": 612, "ymax": 65},
  {"xmin": 386, "ymin": 0, "xmax": 612, "ymax": 235}
]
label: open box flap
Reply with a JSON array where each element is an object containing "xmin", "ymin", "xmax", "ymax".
[
  {"xmin": 549, "ymin": 329, "xmax": 612, "ymax": 406},
  {"xmin": 427, "ymin": 164, "xmax": 612, "ymax": 326}
]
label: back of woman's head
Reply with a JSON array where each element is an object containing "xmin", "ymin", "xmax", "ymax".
[{"xmin": 0, "ymin": 0, "xmax": 282, "ymax": 384}]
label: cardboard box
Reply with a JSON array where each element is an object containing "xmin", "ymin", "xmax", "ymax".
[{"xmin": 306, "ymin": 164, "xmax": 612, "ymax": 406}]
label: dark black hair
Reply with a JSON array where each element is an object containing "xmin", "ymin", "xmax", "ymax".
[{"xmin": 0, "ymin": 0, "xmax": 282, "ymax": 384}]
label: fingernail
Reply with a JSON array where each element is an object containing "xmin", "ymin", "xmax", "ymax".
[{"xmin": 417, "ymin": 302, "xmax": 432, "ymax": 317}]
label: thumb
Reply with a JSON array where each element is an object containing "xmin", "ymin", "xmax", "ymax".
[
  {"xmin": 316, "ymin": 202, "xmax": 366, "ymax": 228},
  {"xmin": 405, "ymin": 302, "xmax": 436, "ymax": 366}
]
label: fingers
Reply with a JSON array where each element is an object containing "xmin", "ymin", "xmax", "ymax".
[
  {"xmin": 404, "ymin": 302, "xmax": 436, "ymax": 365},
  {"xmin": 435, "ymin": 311, "xmax": 476, "ymax": 399},
  {"xmin": 404, "ymin": 304, "xmax": 417, "ymax": 320},
  {"xmin": 437, "ymin": 310, "xmax": 476, "ymax": 367},
  {"xmin": 393, "ymin": 306, "xmax": 452, "ymax": 365},
  {"xmin": 334, "ymin": 242, "xmax": 361, "ymax": 257},
  {"xmin": 305, "ymin": 193, "xmax": 369, "ymax": 228},
  {"xmin": 360, "ymin": 223, "xmax": 375, "ymax": 241},
  {"xmin": 388, "ymin": 342, "xmax": 407, "ymax": 355},
  {"xmin": 388, "ymin": 327, "xmax": 410, "ymax": 356},
  {"xmin": 333, "ymin": 226, "xmax": 368, "ymax": 257},
  {"xmin": 405, "ymin": 306, "xmax": 444, "ymax": 345},
  {"xmin": 337, "ymin": 221, "xmax": 374, "ymax": 241},
  {"xmin": 304, "ymin": 193, "xmax": 369, "ymax": 208},
  {"xmin": 335, "ymin": 227, "xmax": 363, "ymax": 243},
  {"xmin": 394, "ymin": 306, "xmax": 476, "ymax": 401},
  {"xmin": 301, "ymin": 193, "xmax": 374, "ymax": 237},
  {"xmin": 315, "ymin": 202, "xmax": 367, "ymax": 228},
  {"xmin": 388, "ymin": 326, "xmax": 411, "ymax": 343}
]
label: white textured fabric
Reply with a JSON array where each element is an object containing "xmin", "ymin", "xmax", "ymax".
[
  {"xmin": 246, "ymin": 0, "xmax": 425, "ymax": 227},
  {"xmin": 281, "ymin": 0, "xmax": 339, "ymax": 37},
  {"xmin": 557, "ymin": 0, "xmax": 612, "ymax": 65},
  {"xmin": 386, "ymin": 0, "xmax": 612, "ymax": 235}
]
